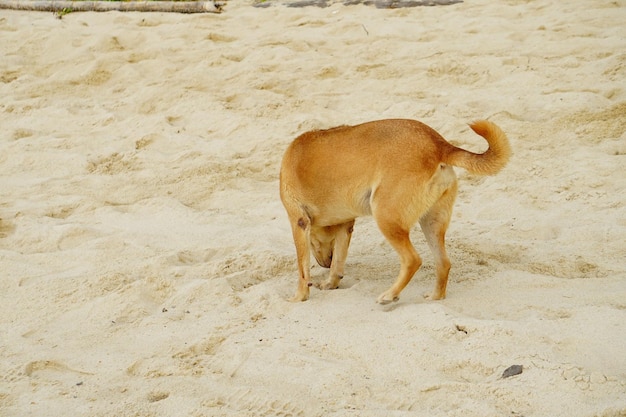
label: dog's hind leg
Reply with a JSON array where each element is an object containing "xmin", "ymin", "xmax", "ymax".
[
  {"xmin": 419, "ymin": 178, "xmax": 457, "ymax": 300},
  {"xmin": 322, "ymin": 220, "xmax": 355, "ymax": 290},
  {"xmin": 375, "ymin": 217, "xmax": 422, "ymax": 304}
]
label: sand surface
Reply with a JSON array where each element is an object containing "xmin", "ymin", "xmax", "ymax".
[{"xmin": 1, "ymin": 1, "xmax": 625, "ymax": 416}]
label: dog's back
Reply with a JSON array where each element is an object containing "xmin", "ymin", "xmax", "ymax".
[
  {"xmin": 281, "ymin": 119, "xmax": 449, "ymax": 199},
  {"xmin": 283, "ymin": 119, "xmax": 509, "ymax": 182}
]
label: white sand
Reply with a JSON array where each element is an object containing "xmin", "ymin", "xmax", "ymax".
[{"xmin": 1, "ymin": 1, "xmax": 625, "ymax": 416}]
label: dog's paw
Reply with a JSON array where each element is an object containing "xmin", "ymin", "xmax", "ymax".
[
  {"xmin": 318, "ymin": 277, "xmax": 341, "ymax": 291},
  {"xmin": 423, "ymin": 291, "xmax": 445, "ymax": 301},
  {"xmin": 289, "ymin": 291, "xmax": 309, "ymax": 302},
  {"xmin": 376, "ymin": 290, "xmax": 399, "ymax": 304}
]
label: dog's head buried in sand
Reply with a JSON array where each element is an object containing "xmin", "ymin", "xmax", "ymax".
[{"xmin": 279, "ymin": 119, "xmax": 511, "ymax": 304}]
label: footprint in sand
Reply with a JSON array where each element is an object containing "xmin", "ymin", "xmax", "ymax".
[
  {"xmin": 0, "ymin": 218, "xmax": 16, "ymax": 238},
  {"xmin": 24, "ymin": 360, "xmax": 92, "ymax": 382}
]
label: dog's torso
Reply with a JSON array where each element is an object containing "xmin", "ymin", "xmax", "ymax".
[{"xmin": 281, "ymin": 119, "xmax": 457, "ymax": 228}]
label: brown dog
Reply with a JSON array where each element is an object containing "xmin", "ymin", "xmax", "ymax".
[{"xmin": 279, "ymin": 119, "xmax": 511, "ymax": 303}]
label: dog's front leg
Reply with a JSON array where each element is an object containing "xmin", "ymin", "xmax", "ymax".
[
  {"xmin": 290, "ymin": 216, "xmax": 312, "ymax": 301},
  {"xmin": 322, "ymin": 220, "xmax": 355, "ymax": 290}
]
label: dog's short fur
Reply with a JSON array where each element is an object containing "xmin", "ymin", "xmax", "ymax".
[{"xmin": 279, "ymin": 119, "xmax": 511, "ymax": 303}]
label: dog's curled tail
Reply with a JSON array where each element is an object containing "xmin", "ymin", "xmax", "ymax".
[{"xmin": 444, "ymin": 120, "xmax": 511, "ymax": 175}]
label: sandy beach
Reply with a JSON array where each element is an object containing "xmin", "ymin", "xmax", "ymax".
[{"xmin": 1, "ymin": 1, "xmax": 625, "ymax": 415}]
